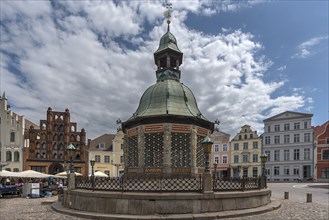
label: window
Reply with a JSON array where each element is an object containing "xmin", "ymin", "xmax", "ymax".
[
  {"xmin": 95, "ymin": 155, "xmax": 101, "ymax": 163},
  {"xmin": 265, "ymin": 168, "xmax": 270, "ymax": 176},
  {"xmin": 274, "ymin": 150, "xmax": 280, "ymax": 161},
  {"xmin": 243, "ymin": 168, "xmax": 248, "ymax": 177},
  {"xmin": 284, "ymin": 135, "xmax": 290, "ymax": 144},
  {"xmin": 294, "ymin": 122, "xmax": 300, "ymax": 130},
  {"xmin": 6, "ymin": 151, "xmax": 12, "ymax": 162},
  {"xmin": 304, "ymin": 148, "xmax": 310, "ymax": 160},
  {"xmin": 250, "ymin": 134, "xmax": 253, "ymax": 139},
  {"xmin": 222, "ymin": 156, "xmax": 227, "ymax": 164},
  {"xmin": 304, "ymin": 121, "xmax": 308, "ymax": 129},
  {"xmin": 14, "ymin": 151, "xmax": 19, "ymax": 162},
  {"xmin": 10, "ymin": 131, "xmax": 15, "ymax": 142},
  {"xmin": 121, "ymin": 144, "xmax": 124, "ymax": 150},
  {"xmin": 99, "ymin": 143, "xmax": 105, "ymax": 149},
  {"xmin": 294, "ymin": 134, "xmax": 300, "ymax": 143},
  {"xmin": 294, "ymin": 149, "xmax": 300, "ymax": 160},
  {"xmin": 304, "ymin": 133, "xmax": 311, "ymax": 142},
  {"xmin": 321, "ymin": 168, "xmax": 329, "ymax": 179},
  {"xmin": 214, "ymin": 156, "xmax": 219, "ymax": 164},
  {"xmin": 120, "ymin": 156, "xmax": 124, "ymax": 164},
  {"xmin": 284, "ymin": 167, "xmax": 289, "ymax": 175},
  {"xmin": 243, "ymin": 142, "xmax": 248, "ymax": 150},
  {"xmin": 267, "ymin": 125, "xmax": 271, "ymax": 132},
  {"xmin": 274, "ymin": 125, "xmax": 280, "ymax": 131},
  {"xmin": 253, "ymin": 142, "xmax": 258, "ymax": 149},
  {"xmin": 104, "ymin": 155, "xmax": 110, "ymax": 163},
  {"xmin": 234, "ymin": 155, "xmax": 239, "ymax": 163},
  {"xmin": 284, "ymin": 149, "xmax": 290, "ymax": 161},
  {"xmin": 243, "ymin": 154, "xmax": 248, "ymax": 163},
  {"xmin": 323, "ymin": 150, "xmax": 329, "ymax": 160},
  {"xmin": 274, "ymin": 167, "xmax": 280, "ymax": 176},
  {"xmin": 214, "ymin": 144, "xmax": 219, "ymax": 152},
  {"xmin": 253, "ymin": 154, "xmax": 258, "ymax": 162},
  {"xmin": 274, "ymin": 136, "xmax": 280, "ymax": 144},
  {"xmin": 31, "ymin": 166, "xmax": 46, "ymax": 173},
  {"xmin": 234, "ymin": 143, "xmax": 239, "ymax": 151},
  {"xmin": 265, "ymin": 150, "xmax": 271, "ymax": 162},
  {"xmin": 222, "ymin": 144, "xmax": 228, "ymax": 151},
  {"xmin": 293, "ymin": 167, "xmax": 299, "ymax": 175},
  {"xmin": 253, "ymin": 167, "xmax": 258, "ymax": 177},
  {"xmin": 265, "ymin": 136, "xmax": 271, "ymax": 145},
  {"xmin": 284, "ymin": 123, "xmax": 290, "ymax": 131}
]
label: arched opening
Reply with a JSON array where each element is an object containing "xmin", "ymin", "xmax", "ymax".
[
  {"xmin": 14, "ymin": 151, "xmax": 19, "ymax": 162},
  {"xmin": 6, "ymin": 151, "xmax": 12, "ymax": 162}
]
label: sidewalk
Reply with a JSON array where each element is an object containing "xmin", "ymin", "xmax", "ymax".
[{"xmin": 0, "ymin": 196, "xmax": 328, "ymax": 219}]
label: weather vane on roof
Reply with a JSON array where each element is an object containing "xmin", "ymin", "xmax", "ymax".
[{"xmin": 164, "ymin": 2, "xmax": 172, "ymax": 26}]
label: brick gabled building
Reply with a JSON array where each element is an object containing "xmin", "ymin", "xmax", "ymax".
[
  {"xmin": 314, "ymin": 121, "xmax": 329, "ymax": 180},
  {"xmin": 23, "ymin": 107, "xmax": 88, "ymax": 175}
]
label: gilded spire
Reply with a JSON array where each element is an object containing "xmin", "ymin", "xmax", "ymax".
[{"xmin": 164, "ymin": 3, "xmax": 172, "ymax": 32}]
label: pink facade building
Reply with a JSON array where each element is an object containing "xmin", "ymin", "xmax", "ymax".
[{"xmin": 210, "ymin": 130, "xmax": 230, "ymax": 178}]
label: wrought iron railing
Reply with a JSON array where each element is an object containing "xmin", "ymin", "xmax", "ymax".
[
  {"xmin": 213, "ymin": 176, "xmax": 263, "ymax": 191},
  {"xmin": 75, "ymin": 175, "xmax": 202, "ymax": 192}
]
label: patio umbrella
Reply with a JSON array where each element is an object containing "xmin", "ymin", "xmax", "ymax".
[
  {"xmin": 92, "ymin": 171, "xmax": 109, "ymax": 177},
  {"xmin": 0, "ymin": 170, "xmax": 22, "ymax": 177},
  {"xmin": 55, "ymin": 171, "xmax": 82, "ymax": 177},
  {"xmin": 18, "ymin": 170, "xmax": 52, "ymax": 178}
]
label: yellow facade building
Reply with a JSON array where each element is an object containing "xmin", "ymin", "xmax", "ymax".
[
  {"xmin": 88, "ymin": 130, "xmax": 124, "ymax": 177},
  {"xmin": 230, "ymin": 125, "xmax": 262, "ymax": 178}
]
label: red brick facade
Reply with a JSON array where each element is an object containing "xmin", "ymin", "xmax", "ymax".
[
  {"xmin": 314, "ymin": 121, "xmax": 329, "ymax": 180},
  {"xmin": 23, "ymin": 107, "xmax": 88, "ymax": 175}
]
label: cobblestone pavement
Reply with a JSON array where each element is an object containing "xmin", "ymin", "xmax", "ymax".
[{"xmin": 0, "ymin": 195, "xmax": 328, "ymax": 220}]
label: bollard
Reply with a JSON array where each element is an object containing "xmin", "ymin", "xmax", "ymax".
[
  {"xmin": 284, "ymin": 192, "xmax": 289, "ymax": 199},
  {"xmin": 307, "ymin": 193, "xmax": 312, "ymax": 203}
]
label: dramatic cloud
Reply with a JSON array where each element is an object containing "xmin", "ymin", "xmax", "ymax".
[{"xmin": 1, "ymin": 1, "xmax": 308, "ymax": 138}]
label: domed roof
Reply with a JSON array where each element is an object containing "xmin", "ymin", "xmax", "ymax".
[
  {"xmin": 131, "ymin": 79, "xmax": 207, "ymax": 120},
  {"xmin": 154, "ymin": 30, "xmax": 182, "ymax": 55}
]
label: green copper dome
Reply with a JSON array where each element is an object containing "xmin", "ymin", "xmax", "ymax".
[
  {"xmin": 132, "ymin": 79, "xmax": 206, "ymax": 119},
  {"xmin": 154, "ymin": 29, "xmax": 182, "ymax": 55}
]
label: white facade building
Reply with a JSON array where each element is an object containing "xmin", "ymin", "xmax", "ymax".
[
  {"xmin": 0, "ymin": 93, "xmax": 25, "ymax": 171},
  {"xmin": 263, "ymin": 111, "xmax": 313, "ymax": 181}
]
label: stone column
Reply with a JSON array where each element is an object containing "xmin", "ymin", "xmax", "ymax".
[
  {"xmin": 191, "ymin": 126, "xmax": 198, "ymax": 174},
  {"xmin": 202, "ymin": 173, "xmax": 213, "ymax": 193},
  {"xmin": 163, "ymin": 124, "xmax": 172, "ymax": 175},
  {"xmin": 138, "ymin": 125, "xmax": 145, "ymax": 174},
  {"xmin": 67, "ymin": 173, "xmax": 75, "ymax": 190}
]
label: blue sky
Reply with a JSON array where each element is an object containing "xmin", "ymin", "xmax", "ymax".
[{"xmin": 1, "ymin": 1, "xmax": 328, "ymax": 139}]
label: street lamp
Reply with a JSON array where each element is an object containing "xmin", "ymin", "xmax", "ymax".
[
  {"xmin": 260, "ymin": 153, "xmax": 268, "ymax": 176},
  {"xmin": 90, "ymin": 158, "xmax": 95, "ymax": 191},
  {"xmin": 67, "ymin": 144, "xmax": 76, "ymax": 174},
  {"xmin": 213, "ymin": 162, "xmax": 218, "ymax": 179},
  {"xmin": 202, "ymin": 136, "xmax": 213, "ymax": 173}
]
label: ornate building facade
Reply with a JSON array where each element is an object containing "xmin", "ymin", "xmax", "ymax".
[
  {"xmin": 122, "ymin": 19, "xmax": 214, "ymax": 177},
  {"xmin": 23, "ymin": 107, "xmax": 88, "ymax": 175},
  {"xmin": 230, "ymin": 125, "xmax": 262, "ymax": 178}
]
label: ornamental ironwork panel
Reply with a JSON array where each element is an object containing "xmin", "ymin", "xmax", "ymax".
[
  {"xmin": 127, "ymin": 135, "xmax": 138, "ymax": 167},
  {"xmin": 144, "ymin": 132, "xmax": 164, "ymax": 167},
  {"xmin": 196, "ymin": 135, "xmax": 205, "ymax": 167},
  {"xmin": 75, "ymin": 176, "xmax": 202, "ymax": 192},
  {"xmin": 213, "ymin": 177, "xmax": 261, "ymax": 191},
  {"xmin": 171, "ymin": 132, "xmax": 191, "ymax": 167}
]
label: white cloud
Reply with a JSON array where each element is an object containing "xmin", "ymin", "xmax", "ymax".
[
  {"xmin": 277, "ymin": 65, "xmax": 286, "ymax": 72},
  {"xmin": 291, "ymin": 36, "xmax": 329, "ymax": 59},
  {"xmin": 1, "ymin": 1, "xmax": 308, "ymax": 138}
]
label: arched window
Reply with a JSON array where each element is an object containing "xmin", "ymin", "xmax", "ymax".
[
  {"xmin": 71, "ymin": 125, "xmax": 75, "ymax": 132},
  {"xmin": 76, "ymin": 135, "xmax": 80, "ymax": 141},
  {"xmin": 42, "ymin": 152, "xmax": 46, "ymax": 159},
  {"xmin": 239, "ymin": 135, "xmax": 242, "ymax": 140},
  {"xmin": 54, "ymin": 153, "xmax": 57, "ymax": 159},
  {"xmin": 59, "ymin": 153, "xmax": 63, "ymax": 159},
  {"xmin": 55, "ymin": 115, "xmax": 58, "ymax": 120},
  {"xmin": 59, "ymin": 144, "xmax": 64, "ymax": 150},
  {"xmin": 42, "ymin": 123, "xmax": 46, "ymax": 130},
  {"xmin": 14, "ymin": 151, "xmax": 19, "ymax": 161},
  {"xmin": 5, "ymin": 168, "xmax": 11, "ymax": 171},
  {"xmin": 250, "ymin": 134, "xmax": 253, "ymax": 139},
  {"xmin": 54, "ymin": 124, "xmax": 58, "ymax": 131},
  {"xmin": 53, "ymin": 143, "xmax": 57, "ymax": 150},
  {"xmin": 60, "ymin": 115, "xmax": 63, "ymax": 120},
  {"xmin": 244, "ymin": 134, "xmax": 247, "ymax": 139},
  {"xmin": 76, "ymin": 154, "xmax": 80, "ymax": 160},
  {"xmin": 70, "ymin": 135, "xmax": 75, "ymax": 142},
  {"xmin": 59, "ymin": 124, "xmax": 64, "ymax": 131},
  {"xmin": 36, "ymin": 153, "xmax": 41, "ymax": 158},
  {"xmin": 42, "ymin": 142, "xmax": 46, "ymax": 149},
  {"xmin": 59, "ymin": 134, "xmax": 64, "ymax": 141},
  {"xmin": 36, "ymin": 142, "xmax": 40, "ymax": 148},
  {"xmin": 6, "ymin": 151, "xmax": 12, "ymax": 162},
  {"xmin": 13, "ymin": 168, "xmax": 19, "ymax": 172}
]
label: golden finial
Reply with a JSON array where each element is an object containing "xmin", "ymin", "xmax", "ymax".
[{"xmin": 164, "ymin": 3, "xmax": 172, "ymax": 31}]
